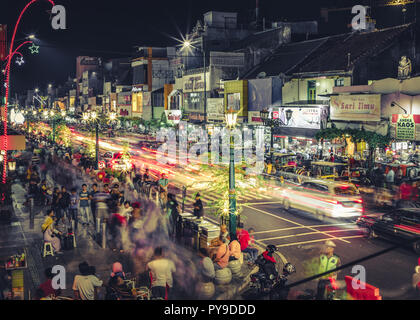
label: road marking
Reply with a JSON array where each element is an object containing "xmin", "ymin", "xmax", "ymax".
[
  {"xmin": 241, "ymin": 201, "xmax": 285, "ymax": 206},
  {"xmin": 251, "ymin": 223, "xmax": 356, "ymax": 235},
  {"xmin": 244, "ymin": 205, "xmax": 351, "ymax": 244},
  {"xmin": 260, "ymin": 235, "xmax": 365, "ymax": 248},
  {"xmin": 257, "ymin": 227, "xmax": 361, "ymax": 242}
]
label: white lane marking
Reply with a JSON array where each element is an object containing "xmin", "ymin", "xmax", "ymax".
[
  {"xmin": 251, "ymin": 223, "xmax": 355, "ymax": 235},
  {"xmin": 257, "ymin": 227, "xmax": 361, "ymax": 242},
  {"xmin": 244, "ymin": 205, "xmax": 351, "ymax": 244},
  {"xmin": 259, "ymin": 235, "xmax": 365, "ymax": 248}
]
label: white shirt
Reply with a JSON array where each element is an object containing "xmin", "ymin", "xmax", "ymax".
[
  {"xmin": 72, "ymin": 275, "xmax": 103, "ymax": 300},
  {"xmin": 147, "ymin": 258, "xmax": 176, "ymax": 288}
]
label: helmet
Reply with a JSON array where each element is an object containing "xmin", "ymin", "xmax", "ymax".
[
  {"xmin": 266, "ymin": 245, "xmax": 277, "ymax": 254},
  {"xmin": 283, "ymin": 262, "xmax": 296, "ymax": 275}
]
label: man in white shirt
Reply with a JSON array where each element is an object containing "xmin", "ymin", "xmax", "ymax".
[
  {"xmin": 146, "ymin": 247, "xmax": 176, "ymax": 300},
  {"xmin": 72, "ymin": 262, "xmax": 103, "ymax": 300}
]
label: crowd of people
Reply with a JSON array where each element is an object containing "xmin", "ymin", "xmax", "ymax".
[{"xmin": 16, "ymin": 132, "xmax": 263, "ymax": 301}]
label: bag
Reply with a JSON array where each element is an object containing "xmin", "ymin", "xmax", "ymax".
[{"xmin": 63, "ymin": 234, "xmax": 74, "ymax": 250}]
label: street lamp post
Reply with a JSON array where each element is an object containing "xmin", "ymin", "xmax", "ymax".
[
  {"xmin": 225, "ymin": 108, "xmax": 238, "ymax": 239},
  {"xmin": 84, "ymin": 111, "xmax": 100, "ymax": 170}
]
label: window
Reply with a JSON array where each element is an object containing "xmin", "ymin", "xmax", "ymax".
[
  {"xmin": 335, "ymin": 78, "xmax": 345, "ymax": 87},
  {"xmin": 307, "ymin": 81, "xmax": 316, "ymax": 101}
]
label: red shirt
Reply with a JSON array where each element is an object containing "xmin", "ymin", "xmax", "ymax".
[
  {"xmin": 400, "ymin": 183, "xmax": 413, "ymax": 200},
  {"xmin": 39, "ymin": 279, "xmax": 58, "ymax": 297},
  {"xmin": 237, "ymin": 229, "xmax": 250, "ymax": 251}
]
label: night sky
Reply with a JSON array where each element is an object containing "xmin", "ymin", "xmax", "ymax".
[{"xmin": 0, "ymin": 0, "xmax": 414, "ymax": 95}]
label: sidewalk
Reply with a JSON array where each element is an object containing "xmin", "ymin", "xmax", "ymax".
[{"xmin": 0, "ymin": 180, "xmax": 135, "ymax": 299}]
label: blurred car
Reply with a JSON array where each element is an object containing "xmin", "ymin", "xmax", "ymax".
[
  {"xmin": 356, "ymin": 208, "xmax": 420, "ymax": 253},
  {"xmin": 280, "ymin": 179, "xmax": 364, "ymax": 220}
]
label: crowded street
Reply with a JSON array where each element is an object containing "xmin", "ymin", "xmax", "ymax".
[{"xmin": 1, "ymin": 0, "xmax": 420, "ymax": 308}]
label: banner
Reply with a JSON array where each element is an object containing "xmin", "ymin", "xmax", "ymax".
[
  {"xmin": 274, "ymin": 107, "xmax": 324, "ymax": 129},
  {"xmin": 330, "ymin": 94, "xmax": 381, "ymax": 121},
  {"xmin": 248, "ymin": 111, "xmax": 263, "ymax": 125},
  {"xmin": 165, "ymin": 110, "xmax": 181, "ymax": 124},
  {"xmin": 248, "ymin": 79, "xmax": 272, "ymax": 111},
  {"xmin": 207, "ymin": 98, "xmax": 224, "ymax": 121},
  {"xmin": 391, "ymin": 114, "xmax": 420, "ymax": 140},
  {"xmin": 0, "ymin": 25, "xmax": 6, "ymax": 61}
]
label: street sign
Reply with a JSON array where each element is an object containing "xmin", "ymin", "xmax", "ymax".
[{"xmin": 98, "ymin": 161, "xmax": 106, "ymax": 169}]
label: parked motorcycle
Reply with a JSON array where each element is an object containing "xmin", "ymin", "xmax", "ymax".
[{"xmin": 245, "ymin": 245, "xmax": 296, "ymax": 300}]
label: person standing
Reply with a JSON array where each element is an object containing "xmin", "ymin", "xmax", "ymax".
[
  {"xmin": 59, "ymin": 186, "xmax": 71, "ymax": 227},
  {"xmin": 146, "ymin": 247, "xmax": 176, "ymax": 300},
  {"xmin": 316, "ymin": 240, "xmax": 341, "ymax": 300},
  {"xmin": 386, "ymin": 168, "xmax": 395, "ymax": 189},
  {"xmin": 166, "ymin": 193, "xmax": 180, "ymax": 239},
  {"xmin": 89, "ymin": 184, "xmax": 99, "ymax": 227},
  {"xmin": 193, "ymin": 193, "xmax": 204, "ymax": 220},
  {"xmin": 79, "ymin": 184, "xmax": 91, "ymax": 226},
  {"xmin": 68, "ymin": 188, "xmax": 79, "ymax": 232}
]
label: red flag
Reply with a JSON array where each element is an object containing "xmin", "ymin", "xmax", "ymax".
[{"xmin": 0, "ymin": 25, "xmax": 6, "ymax": 61}]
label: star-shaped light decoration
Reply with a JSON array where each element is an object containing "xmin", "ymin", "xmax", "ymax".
[
  {"xmin": 28, "ymin": 43, "xmax": 39, "ymax": 54},
  {"xmin": 16, "ymin": 56, "xmax": 25, "ymax": 66}
]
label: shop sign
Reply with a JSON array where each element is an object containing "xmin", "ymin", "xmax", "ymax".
[
  {"xmin": 330, "ymin": 94, "xmax": 381, "ymax": 121},
  {"xmin": 396, "ymin": 114, "xmax": 416, "ymax": 140},
  {"xmin": 189, "ymin": 113, "xmax": 205, "ymax": 122},
  {"xmin": 184, "ymin": 74, "xmax": 208, "ymax": 92},
  {"xmin": 207, "ymin": 98, "xmax": 224, "ymax": 121},
  {"xmin": 165, "ymin": 110, "xmax": 182, "ymax": 124},
  {"xmin": 248, "ymin": 111, "xmax": 263, "ymax": 125}
]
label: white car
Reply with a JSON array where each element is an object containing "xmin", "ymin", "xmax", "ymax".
[{"xmin": 280, "ymin": 179, "xmax": 364, "ymax": 220}]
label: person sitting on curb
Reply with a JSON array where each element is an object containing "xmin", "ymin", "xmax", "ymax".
[
  {"xmin": 228, "ymin": 239, "xmax": 241, "ymax": 262},
  {"xmin": 237, "ymin": 224, "xmax": 259, "ymax": 265},
  {"xmin": 211, "ymin": 237, "xmax": 230, "ymax": 271}
]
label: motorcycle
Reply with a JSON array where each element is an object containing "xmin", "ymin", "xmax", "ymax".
[{"xmin": 246, "ymin": 245, "xmax": 296, "ymax": 300}]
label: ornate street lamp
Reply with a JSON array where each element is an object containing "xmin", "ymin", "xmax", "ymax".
[
  {"xmin": 84, "ymin": 111, "xmax": 100, "ymax": 169},
  {"xmin": 225, "ymin": 107, "xmax": 238, "ymax": 239}
]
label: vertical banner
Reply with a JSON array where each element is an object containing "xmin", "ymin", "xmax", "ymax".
[
  {"xmin": 0, "ymin": 25, "xmax": 6, "ymax": 61},
  {"xmin": 395, "ymin": 114, "xmax": 415, "ymax": 140}
]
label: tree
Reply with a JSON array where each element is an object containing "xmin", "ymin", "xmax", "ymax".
[
  {"xmin": 56, "ymin": 123, "xmax": 72, "ymax": 147},
  {"xmin": 197, "ymin": 164, "xmax": 265, "ymax": 221}
]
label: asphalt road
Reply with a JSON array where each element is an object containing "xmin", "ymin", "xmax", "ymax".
[{"xmin": 239, "ymin": 200, "xmax": 419, "ymax": 299}]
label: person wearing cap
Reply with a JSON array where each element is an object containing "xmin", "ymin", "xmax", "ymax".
[{"xmin": 316, "ymin": 240, "xmax": 341, "ymax": 300}]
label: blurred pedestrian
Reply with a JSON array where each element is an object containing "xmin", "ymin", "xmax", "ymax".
[
  {"xmin": 68, "ymin": 188, "xmax": 79, "ymax": 231},
  {"xmin": 147, "ymin": 247, "xmax": 176, "ymax": 300}
]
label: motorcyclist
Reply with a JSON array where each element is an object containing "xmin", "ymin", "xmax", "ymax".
[{"xmin": 256, "ymin": 244, "xmax": 279, "ymax": 280}]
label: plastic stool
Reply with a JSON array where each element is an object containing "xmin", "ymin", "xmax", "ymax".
[{"xmin": 43, "ymin": 242, "xmax": 54, "ymax": 257}]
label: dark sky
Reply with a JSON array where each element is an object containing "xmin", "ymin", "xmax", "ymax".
[{"xmin": 0, "ymin": 0, "xmax": 414, "ymax": 95}]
